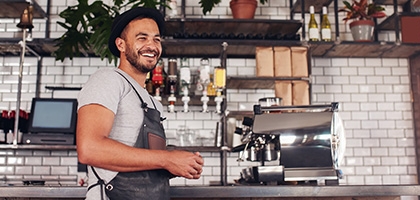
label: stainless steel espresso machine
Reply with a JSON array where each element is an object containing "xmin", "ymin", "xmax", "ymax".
[{"xmin": 233, "ymin": 102, "xmax": 346, "ymax": 186}]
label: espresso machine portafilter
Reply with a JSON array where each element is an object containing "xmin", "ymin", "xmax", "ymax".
[{"xmin": 233, "ymin": 102, "xmax": 346, "ymax": 186}]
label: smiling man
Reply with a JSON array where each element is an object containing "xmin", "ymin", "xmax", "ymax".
[{"xmin": 76, "ymin": 7, "xmax": 204, "ymax": 200}]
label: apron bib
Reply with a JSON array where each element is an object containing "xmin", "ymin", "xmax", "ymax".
[{"xmin": 88, "ymin": 71, "xmax": 171, "ymax": 200}]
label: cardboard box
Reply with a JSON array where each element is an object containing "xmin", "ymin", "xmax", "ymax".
[
  {"xmin": 256, "ymin": 46, "xmax": 274, "ymax": 77},
  {"xmin": 292, "ymin": 81, "xmax": 310, "ymax": 105},
  {"xmin": 291, "ymin": 46, "xmax": 309, "ymax": 77},
  {"xmin": 274, "ymin": 46, "xmax": 292, "ymax": 77},
  {"xmin": 274, "ymin": 81, "xmax": 292, "ymax": 106}
]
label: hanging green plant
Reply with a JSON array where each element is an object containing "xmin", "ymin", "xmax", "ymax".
[
  {"xmin": 54, "ymin": 0, "xmax": 228, "ymax": 64},
  {"xmin": 54, "ymin": 0, "xmax": 168, "ymax": 64}
]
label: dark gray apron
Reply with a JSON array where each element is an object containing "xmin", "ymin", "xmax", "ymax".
[{"xmin": 87, "ymin": 71, "xmax": 171, "ymax": 200}]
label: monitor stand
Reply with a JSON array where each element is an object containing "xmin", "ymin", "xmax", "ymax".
[{"xmin": 22, "ymin": 133, "xmax": 75, "ymax": 145}]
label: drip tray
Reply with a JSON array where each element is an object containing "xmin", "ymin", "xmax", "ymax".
[{"xmin": 284, "ymin": 168, "xmax": 339, "ymax": 182}]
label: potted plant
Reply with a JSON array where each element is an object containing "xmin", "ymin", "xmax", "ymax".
[
  {"xmin": 200, "ymin": 0, "xmax": 268, "ymax": 19},
  {"xmin": 338, "ymin": 0, "xmax": 386, "ymax": 41},
  {"xmin": 55, "ymin": 0, "xmax": 168, "ymax": 64},
  {"xmin": 230, "ymin": 0, "xmax": 268, "ymax": 19}
]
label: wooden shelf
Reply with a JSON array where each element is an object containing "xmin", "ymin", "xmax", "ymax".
[
  {"xmin": 227, "ymin": 76, "xmax": 310, "ymax": 89},
  {"xmin": 1, "ymin": 38, "xmax": 420, "ymax": 60},
  {"xmin": 373, "ymin": 0, "xmax": 409, "ymax": 5},
  {"xmin": 162, "ymin": 39, "xmax": 301, "ymax": 58},
  {"xmin": 0, "ymin": 38, "xmax": 303, "ymax": 58},
  {"xmin": 0, "ymin": 38, "xmax": 58, "ymax": 57},
  {"xmin": 310, "ymin": 41, "xmax": 420, "ymax": 58},
  {"xmin": 0, "ymin": 0, "xmax": 46, "ymax": 18},
  {"xmin": 0, "ymin": 144, "xmax": 76, "ymax": 150},
  {"xmin": 167, "ymin": 145, "xmax": 221, "ymax": 152},
  {"xmin": 291, "ymin": 0, "xmax": 333, "ymax": 13},
  {"xmin": 165, "ymin": 18, "xmax": 302, "ymax": 37}
]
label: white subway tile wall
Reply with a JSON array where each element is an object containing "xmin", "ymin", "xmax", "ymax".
[{"xmin": 0, "ymin": 0, "xmax": 417, "ymax": 193}]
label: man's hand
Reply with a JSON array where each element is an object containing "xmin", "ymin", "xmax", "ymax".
[{"xmin": 164, "ymin": 150, "xmax": 204, "ymax": 179}]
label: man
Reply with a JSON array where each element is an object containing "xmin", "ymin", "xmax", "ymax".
[{"xmin": 76, "ymin": 7, "xmax": 204, "ymax": 200}]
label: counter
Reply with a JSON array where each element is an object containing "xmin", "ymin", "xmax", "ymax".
[{"xmin": 0, "ymin": 185, "xmax": 420, "ymax": 199}]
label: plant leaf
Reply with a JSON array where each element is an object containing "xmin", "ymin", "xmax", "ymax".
[{"xmin": 199, "ymin": 0, "xmax": 221, "ymax": 15}]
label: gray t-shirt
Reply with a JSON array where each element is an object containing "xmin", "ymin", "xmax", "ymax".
[{"xmin": 77, "ymin": 68, "xmax": 164, "ymax": 200}]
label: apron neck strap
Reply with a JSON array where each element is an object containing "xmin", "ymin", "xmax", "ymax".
[{"xmin": 115, "ymin": 70, "xmax": 157, "ymax": 110}]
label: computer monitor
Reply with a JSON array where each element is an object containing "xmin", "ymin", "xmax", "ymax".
[{"xmin": 27, "ymin": 98, "xmax": 78, "ymax": 134}]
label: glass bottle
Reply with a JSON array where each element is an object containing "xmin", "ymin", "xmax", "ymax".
[
  {"xmin": 179, "ymin": 57, "xmax": 191, "ymax": 112},
  {"xmin": 308, "ymin": 5, "xmax": 319, "ymax": 41},
  {"xmin": 207, "ymin": 74, "xmax": 216, "ymax": 97},
  {"xmin": 145, "ymin": 72, "xmax": 154, "ymax": 95},
  {"xmin": 152, "ymin": 59, "xmax": 164, "ymax": 101},
  {"xmin": 167, "ymin": 58, "xmax": 178, "ymax": 96},
  {"xmin": 213, "ymin": 66, "xmax": 226, "ymax": 114},
  {"xmin": 321, "ymin": 6, "xmax": 332, "ymax": 41},
  {"xmin": 179, "ymin": 57, "xmax": 191, "ymax": 96},
  {"xmin": 214, "ymin": 66, "xmax": 226, "ymax": 89},
  {"xmin": 0, "ymin": 110, "xmax": 9, "ymax": 144}
]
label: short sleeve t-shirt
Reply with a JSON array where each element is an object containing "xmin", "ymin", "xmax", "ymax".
[{"xmin": 77, "ymin": 68, "xmax": 164, "ymax": 200}]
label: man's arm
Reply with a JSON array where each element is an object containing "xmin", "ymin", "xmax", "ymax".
[{"xmin": 76, "ymin": 104, "xmax": 203, "ymax": 179}]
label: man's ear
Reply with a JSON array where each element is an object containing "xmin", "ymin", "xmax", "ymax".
[{"xmin": 115, "ymin": 37, "xmax": 125, "ymax": 54}]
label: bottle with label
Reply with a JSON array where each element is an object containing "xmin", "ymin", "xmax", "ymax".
[
  {"xmin": 321, "ymin": 6, "xmax": 332, "ymax": 41},
  {"xmin": 179, "ymin": 58, "xmax": 191, "ymax": 112},
  {"xmin": 167, "ymin": 58, "xmax": 178, "ymax": 113},
  {"xmin": 152, "ymin": 59, "xmax": 165, "ymax": 101},
  {"xmin": 214, "ymin": 66, "xmax": 226, "ymax": 89},
  {"xmin": 199, "ymin": 58, "xmax": 211, "ymax": 112},
  {"xmin": 0, "ymin": 110, "xmax": 9, "ymax": 144},
  {"xmin": 214, "ymin": 66, "xmax": 226, "ymax": 113},
  {"xmin": 308, "ymin": 5, "xmax": 319, "ymax": 41},
  {"xmin": 179, "ymin": 57, "xmax": 191, "ymax": 96},
  {"xmin": 8, "ymin": 110, "xmax": 15, "ymax": 144}
]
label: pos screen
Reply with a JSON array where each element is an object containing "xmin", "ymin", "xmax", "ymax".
[{"xmin": 27, "ymin": 98, "xmax": 78, "ymax": 134}]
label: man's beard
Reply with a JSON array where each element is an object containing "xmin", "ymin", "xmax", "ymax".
[{"xmin": 125, "ymin": 46, "xmax": 159, "ymax": 73}]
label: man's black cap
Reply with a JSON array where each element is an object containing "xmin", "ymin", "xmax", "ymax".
[{"xmin": 108, "ymin": 7, "xmax": 165, "ymax": 57}]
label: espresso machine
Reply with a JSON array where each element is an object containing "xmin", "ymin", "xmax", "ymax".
[{"xmin": 234, "ymin": 102, "xmax": 346, "ymax": 186}]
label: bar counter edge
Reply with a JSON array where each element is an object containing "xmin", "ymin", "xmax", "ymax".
[{"xmin": 0, "ymin": 185, "xmax": 419, "ymax": 199}]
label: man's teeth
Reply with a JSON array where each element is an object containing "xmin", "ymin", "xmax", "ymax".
[{"xmin": 142, "ymin": 53, "xmax": 155, "ymax": 57}]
